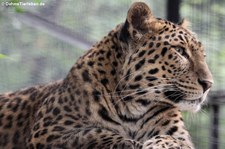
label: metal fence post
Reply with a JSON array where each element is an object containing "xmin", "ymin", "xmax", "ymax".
[{"xmin": 210, "ymin": 102, "xmax": 220, "ymax": 149}]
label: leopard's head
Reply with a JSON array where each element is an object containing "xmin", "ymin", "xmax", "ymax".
[{"xmin": 117, "ymin": 2, "xmax": 213, "ymax": 113}]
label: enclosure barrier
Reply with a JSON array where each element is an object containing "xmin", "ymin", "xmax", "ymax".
[{"xmin": 209, "ymin": 90, "xmax": 225, "ymax": 149}]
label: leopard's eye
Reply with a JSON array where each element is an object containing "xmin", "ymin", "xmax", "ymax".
[
  {"xmin": 175, "ymin": 47, "xmax": 184, "ymax": 55},
  {"xmin": 174, "ymin": 47, "xmax": 189, "ymax": 59}
]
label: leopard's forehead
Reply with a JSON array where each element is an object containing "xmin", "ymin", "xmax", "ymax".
[{"xmin": 141, "ymin": 19, "xmax": 203, "ymax": 53}]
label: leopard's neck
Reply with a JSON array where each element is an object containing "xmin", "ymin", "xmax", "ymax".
[{"xmin": 65, "ymin": 25, "xmax": 127, "ymax": 94}]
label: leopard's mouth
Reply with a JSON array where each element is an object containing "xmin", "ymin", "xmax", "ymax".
[
  {"xmin": 163, "ymin": 87, "xmax": 210, "ymax": 112},
  {"xmin": 188, "ymin": 98, "xmax": 202, "ymax": 104},
  {"xmin": 186, "ymin": 89, "xmax": 210, "ymax": 105}
]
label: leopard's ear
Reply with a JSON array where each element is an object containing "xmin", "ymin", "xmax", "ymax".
[
  {"xmin": 126, "ymin": 2, "xmax": 163, "ymax": 40},
  {"xmin": 178, "ymin": 19, "xmax": 191, "ymax": 29}
]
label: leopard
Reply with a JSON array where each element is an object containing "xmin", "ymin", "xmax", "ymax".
[{"xmin": 0, "ymin": 2, "xmax": 213, "ymax": 149}]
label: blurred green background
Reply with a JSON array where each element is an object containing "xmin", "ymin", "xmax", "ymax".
[{"xmin": 0, "ymin": 0, "xmax": 225, "ymax": 148}]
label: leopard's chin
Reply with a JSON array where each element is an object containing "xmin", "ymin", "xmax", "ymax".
[
  {"xmin": 175, "ymin": 88, "xmax": 211, "ymax": 112},
  {"xmin": 177, "ymin": 99, "xmax": 201, "ymax": 113},
  {"xmin": 177, "ymin": 97, "xmax": 204, "ymax": 112}
]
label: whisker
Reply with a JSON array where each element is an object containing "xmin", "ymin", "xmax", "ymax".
[
  {"xmin": 120, "ymin": 84, "xmax": 172, "ymax": 100},
  {"xmin": 119, "ymin": 71, "xmax": 143, "ymax": 95},
  {"xmin": 113, "ymin": 84, "xmax": 175, "ymax": 107},
  {"xmin": 113, "ymin": 71, "xmax": 142, "ymax": 94}
]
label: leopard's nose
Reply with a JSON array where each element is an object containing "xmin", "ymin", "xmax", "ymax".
[{"xmin": 198, "ymin": 79, "xmax": 212, "ymax": 93}]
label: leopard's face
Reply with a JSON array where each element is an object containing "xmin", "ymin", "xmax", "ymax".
[{"xmin": 118, "ymin": 2, "xmax": 213, "ymax": 113}]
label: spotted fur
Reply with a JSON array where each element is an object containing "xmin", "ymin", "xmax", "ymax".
[{"xmin": 0, "ymin": 2, "xmax": 213, "ymax": 149}]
